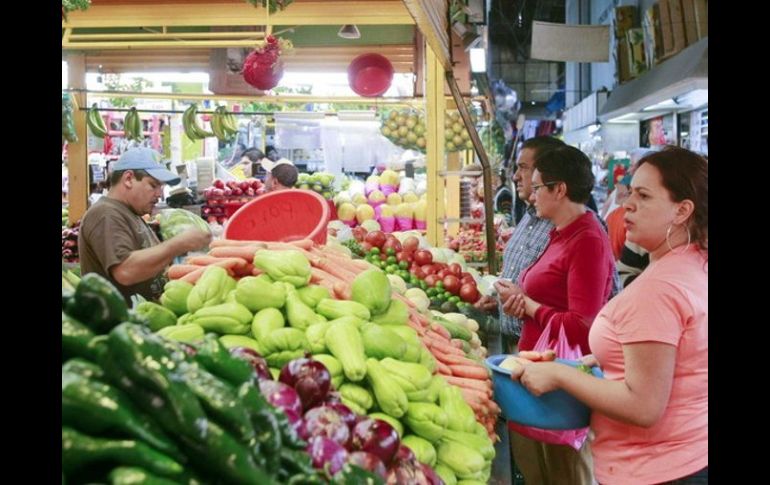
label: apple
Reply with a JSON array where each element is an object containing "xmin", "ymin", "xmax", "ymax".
[
  {"xmin": 232, "ymin": 188, "xmax": 243, "ymax": 196},
  {"xmin": 223, "ymin": 188, "xmax": 233, "ymax": 197},
  {"xmin": 246, "ymin": 188, "xmax": 255, "ymax": 196},
  {"xmin": 213, "ymin": 179, "xmax": 225, "ymax": 189},
  {"xmin": 239, "ymin": 181, "xmax": 250, "ymax": 192}
]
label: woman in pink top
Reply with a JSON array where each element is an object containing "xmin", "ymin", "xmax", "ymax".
[{"xmin": 519, "ymin": 146, "xmax": 708, "ymax": 484}]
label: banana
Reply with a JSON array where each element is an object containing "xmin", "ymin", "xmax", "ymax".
[
  {"xmin": 133, "ymin": 108, "xmax": 143, "ymax": 140},
  {"xmin": 182, "ymin": 105, "xmax": 200, "ymax": 141},
  {"xmin": 123, "ymin": 109, "xmax": 134, "ymax": 140},
  {"xmin": 210, "ymin": 107, "xmax": 228, "ymax": 141},
  {"xmin": 222, "ymin": 109, "xmax": 239, "ymax": 136},
  {"xmin": 87, "ymin": 105, "xmax": 107, "ymax": 138},
  {"xmin": 190, "ymin": 104, "xmax": 214, "ymax": 139}
]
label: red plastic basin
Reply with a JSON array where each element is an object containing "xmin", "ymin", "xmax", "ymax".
[
  {"xmin": 223, "ymin": 189, "xmax": 330, "ymax": 245},
  {"xmin": 347, "ymin": 53, "xmax": 394, "ymax": 97}
]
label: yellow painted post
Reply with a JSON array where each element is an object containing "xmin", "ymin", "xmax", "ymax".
[
  {"xmin": 66, "ymin": 54, "xmax": 89, "ymax": 225},
  {"xmin": 425, "ymin": 45, "xmax": 446, "ymax": 247},
  {"xmin": 446, "ymin": 152, "xmax": 460, "ymax": 238}
]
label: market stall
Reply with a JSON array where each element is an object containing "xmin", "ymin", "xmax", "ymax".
[{"xmin": 62, "ymin": 1, "xmax": 512, "ymax": 483}]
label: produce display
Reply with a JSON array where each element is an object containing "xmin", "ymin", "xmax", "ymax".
[
  {"xmin": 201, "ymin": 178, "xmax": 265, "ymax": 225},
  {"xmin": 62, "ymin": 221, "xmax": 81, "ymax": 263},
  {"xmin": 380, "ymin": 109, "xmax": 475, "ymax": 153},
  {"xmin": 155, "ymin": 208, "xmax": 212, "ymax": 242},
  {"xmin": 163, "ymin": 239, "xmax": 500, "ymax": 446},
  {"xmin": 335, "ymin": 171, "xmax": 426, "ymax": 232},
  {"xmin": 447, "ymin": 229, "xmax": 506, "ymax": 268},
  {"xmin": 296, "ymin": 172, "xmax": 336, "ymax": 201},
  {"xmin": 86, "ymin": 104, "xmax": 109, "ymax": 138},
  {"xmin": 62, "ymin": 272, "xmax": 389, "ymax": 484},
  {"xmin": 62, "ymin": 207, "xmax": 70, "ymax": 228}
]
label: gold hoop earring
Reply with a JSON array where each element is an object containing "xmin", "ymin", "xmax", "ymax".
[{"xmin": 666, "ymin": 224, "xmax": 692, "ymax": 254}]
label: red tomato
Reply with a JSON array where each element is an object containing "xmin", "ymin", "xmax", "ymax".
[
  {"xmin": 422, "ymin": 264, "xmax": 438, "ymax": 276},
  {"xmin": 436, "ymin": 269, "xmax": 449, "ymax": 280},
  {"xmin": 448, "ymin": 263, "xmax": 463, "ymax": 276},
  {"xmin": 396, "ymin": 252, "xmax": 411, "ymax": 263},
  {"xmin": 360, "ymin": 241, "xmax": 373, "ymax": 253},
  {"xmin": 402, "ymin": 236, "xmax": 420, "ymax": 253},
  {"xmin": 442, "ymin": 275, "xmax": 461, "ymax": 294},
  {"xmin": 461, "ymin": 272, "xmax": 472, "ymax": 280},
  {"xmin": 460, "ymin": 275, "xmax": 476, "ymax": 286},
  {"xmin": 413, "ymin": 267, "xmax": 426, "ymax": 280},
  {"xmin": 459, "ymin": 284, "xmax": 480, "ymax": 303},
  {"xmin": 424, "ymin": 274, "xmax": 439, "ymax": 287},
  {"xmin": 414, "ymin": 250, "xmax": 433, "ymax": 266},
  {"xmin": 364, "ymin": 230, "xmax": 387, "ymax": 249},
  {"xmin": 383, "ymin": 237, "xmax": 402, "ymax": 253}
]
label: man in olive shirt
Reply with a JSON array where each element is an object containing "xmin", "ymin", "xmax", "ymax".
[{"xmin": 78, "ymin": 148, "xmax": 211, "ymax": 303}]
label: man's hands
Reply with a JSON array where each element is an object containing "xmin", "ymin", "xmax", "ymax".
[{"xmin": 171, "ymin": 228, "xmax": 212, "ymax": 254}]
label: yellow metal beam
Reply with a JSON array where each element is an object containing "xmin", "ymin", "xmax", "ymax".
[
  {"xmin": 64, "ymin": 39, "xmax": 268, "ymax": 50},
  {"xmin": 402, "ymin": 0, "xmax": 451, "ymax": 71},
  {"xmin": 445, "ymin": 152, "xmax": 460, "ymax": 238},
  {"xmin": 66, "ymin": 54, "xmax": 89, "ymax": 226},
  {"xmin": 425, "ymin": 44, "xmax": 446, "ymax": 247},
  {"xmin": 68, "ymin": 32, "xmax": 266, "ymax": 41},
  {"xmin": 74, "ymin": 89, "xmax": 427, "ymax": 106},
  {"xmin": 62, "ymin": 2, "xmax": 414, "ymax": 28}
]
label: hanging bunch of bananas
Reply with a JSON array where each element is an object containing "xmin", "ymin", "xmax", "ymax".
[
  {"xmin": 62, "ymin": 93, "xmax": 78, "ymax": 144},
  {"xmin": 182, "ymin": 103, "xmax": 214, "ymax": 141},
  {"xmin": 86, "ymin": 104, "xmax": 108, "ymax": 138},
  {"xmin": 210, "ymin": 105, "xmax": 240, "ymax": 141},
  {"xmin": 123, "ymin": 107, "xmax": 144, "ymax": 141}
]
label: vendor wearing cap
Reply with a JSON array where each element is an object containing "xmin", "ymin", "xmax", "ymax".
[
  {"xmin": 261, "ymin": 158, "xmax": 299, "ymax": 192},
  {"xmin": 78, "ymin": 147, "xmax": 211, "ymax": 303}
]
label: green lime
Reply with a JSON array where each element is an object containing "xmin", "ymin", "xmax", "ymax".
[
  {"xmin": 435, "ymin": 281, "xmax": 444, "ymax": 290},
  {"xmin": 370, "ymin": 247, "xmax": 380, "ymax": 255},
  {"xmin": 386, "ymin": 247, "xmax": 396, "ymax": 256},
  {"xmin": 448, "ymin": 296, "xmax": 461, "ymax": 304},
  {"xmin": 385, "ymin": 265, "xmax": 397, "ymax": 274},
  {"xmin": 426, "ymin": 288, "xmax": 437, "ymax": 297},
  {"xmin": 398, "ymin": 261, "xmax": 409, "ymax": 270},
  {"xmin": 419, "ymin": 280, "xmax": 428, "ymax": 290},
  {"xmin": 386, "ymin": 256, "xmax": 397, "ymax": 265}
]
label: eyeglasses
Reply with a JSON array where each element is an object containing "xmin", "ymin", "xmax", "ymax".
[{"xmin": 531, "ymin": 181, "xmax": 560, "ymax": 193}]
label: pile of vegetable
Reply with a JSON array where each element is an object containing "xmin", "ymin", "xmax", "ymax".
[
  {"xmin": 62, "ymin": 272, "xmax": 386, "ymax": 484},
  {"xmin": 380, "ymin": 109, "xmax": 475, "ymax": 154},
  {"xmin": 296, "ymin": 172, "xmax": 336, "ymax": 201},
  {"xmin": 160, "ymin": 239, "xmax": 500, "ymax": 482},
  {"xmin": 62, "ymin": 221, "xmax": 81, "ymax": 263}
]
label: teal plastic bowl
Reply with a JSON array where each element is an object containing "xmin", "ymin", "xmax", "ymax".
[{"xmin": 486, "ymin": 354, "xmax": 603, "ymax": 430}]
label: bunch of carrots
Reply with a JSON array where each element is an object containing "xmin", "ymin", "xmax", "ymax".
[{"xmin": 166, "ymin": 238, "xmax": 500, "ymax": 440}]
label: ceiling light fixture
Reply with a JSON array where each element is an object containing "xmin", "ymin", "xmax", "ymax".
[{"xmin": 338, "ymin": 25, "xmax": 361, "ymax": 39}]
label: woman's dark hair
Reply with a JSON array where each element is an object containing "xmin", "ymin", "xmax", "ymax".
[
  {"xmin": 242, "ymin": 148, "xmax": 264, "ymax": 163},
  {"xmin": 533, "ymin": 145, "xmax": 595, "ymax": 204},
  {"xmin": 637, "ymin": 146, "xmax": 708, "ymax": 251}
]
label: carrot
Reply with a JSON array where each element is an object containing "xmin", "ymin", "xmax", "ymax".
[
  {"xmin": 185, "ymin": 255, "xmax": 248, "ymax": 269},
  {"xmin": 333, "ymin": 282, "xmax": 351, "ymax": 300},
  {"xmin": 448, "ymin": 364, "xmax": 490, "ymax": 380},
  {"xmin": 442, "ymin": 375, "xmax": 492, "ymax": 394},
  {"xmin": 210, "ymin": 245, "xmax": 260, "ymax": 261},
  {"xmin": 429, "ymin": 339, "xmax": 466, "ymax": 357},
  {"xmin": 314, "ymin": 258, "xmax": 357, "ymax": 282},
  {"xmin": 288, "ymin": 239, "xmax": 315, "ymax": 250},
  {"xmin": 433, "ymin": 351, "xmax": 480, "ymax": 368},
  {"xmin": 435, "ymin": 360, "xmax": 453, "ymax": 376},
  {"xmin": 460, "ymin": 386, "xmax": 491, "ymax": 403},
  {"xmin": 168, "ymin": 264, "xmax": 204, "ymax": 280},
  {"xmin": 430, "ymin": 323, "xmax": 452, "ymax": 340},
  {"xmin": 233, "ymin": 263, "xmax": 256, "ymax": 278},
  {"xmin": 209, "ymin": 239, "xmax": 268, "ymax": 248},
  {"xmin": 179, "ymin": 266, "xmax": 207, "ymax": 284},
  {"xmin": 450, "ymin": 339, "xmax": 465, "ymax": 349},
  {"xmin": 518, "ymin": 350, "xmax": 543, "ymax": 361}
]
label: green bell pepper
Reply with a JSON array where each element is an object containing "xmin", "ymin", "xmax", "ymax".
[
  {"xmin": 62, "ymin": 312, "xmax": 98, "ymax": 362},
  {"xmin": 62, "ymin": 427, "xmax": 183, "ymax": 478},
  {"xmin": 134, "ymin": 302, "xmax": 178, "ymax": 331},
  {"xmin": 68, "ymin": 273, "xmax": 130, "ymax": 333}
]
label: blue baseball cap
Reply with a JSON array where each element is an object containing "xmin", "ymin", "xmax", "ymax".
[{"xmin": 112, "ymin": 148, "xmax": 181, "ymax": 185}]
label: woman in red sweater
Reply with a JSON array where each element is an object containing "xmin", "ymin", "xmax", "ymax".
[{"xmin": 496, "ymin": 144, "xmax": 615, "ymax": 485}]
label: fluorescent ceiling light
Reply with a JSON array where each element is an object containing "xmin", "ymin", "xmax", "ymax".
[
  {"xmin": 607, "ymin": 112, "xmax": 640, "ymax": 123},
  {"xmin": 675, "ymin": 89, "xmax": 708, "ymax": 109},
  {"xmin": 470, "ymin": 48, "xmax": 486, "ymax": 73},
  {"xmin": 643, "ymin": 98, "xmax": 678, "ymax": 111}
]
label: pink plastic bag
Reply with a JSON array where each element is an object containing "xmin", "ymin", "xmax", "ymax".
[{"xmin": 508, "ymin": 321, "xmax": 590, "ymax": 451}]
